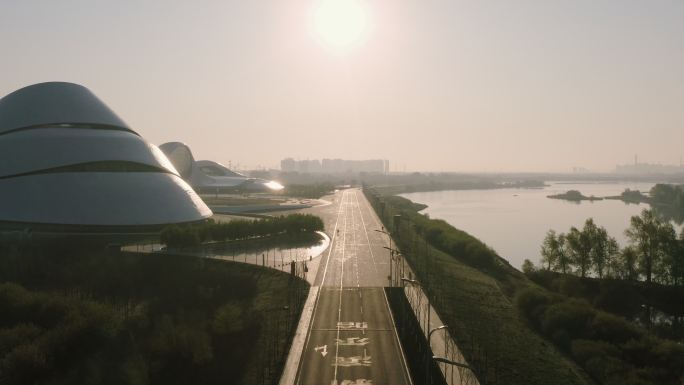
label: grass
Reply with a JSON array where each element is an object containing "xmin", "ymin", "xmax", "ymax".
[
  {"xmin": 423, "ymin": 246, "xmax": 590, "ymax": 385},
  {"xmin": 200, "ymin": 196, "xmax": 283, "ymax": 206}
]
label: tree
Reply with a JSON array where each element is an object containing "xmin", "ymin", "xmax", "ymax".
[
  {"xmin": 616, "ymin": 247, "xmax": 639, "ymax": 281},
  {"xmin": 625, "ymin": 209, "xmax": 668, "ymax": 284},
  {"xmin": 540, "ymin": 230, "xmax": 561, "ymax": 271},
  {"xmin": 565, "ymin": 221, "xmax": 594, "ymax": 278},
  {"xmin": 522, "ymin": 259, "xmax": 536, "ymax": 274},
  {"xmin": 556, "ymin": 233, "xmax": 572, "ymax": 274},
  {"xmin": 675, "ymin": 229, "xmax": 684, "ymax": 286},
  {"xmin": 655, "ymin": 223, "xmax": 679, "ymax": 284},
  {"xmin": 590, "ymin": 226, "xmax": 618, "ymax": 278},
  {"xmin": 603, "ymin": 236, "xmax": 619, "ymax": 278}
]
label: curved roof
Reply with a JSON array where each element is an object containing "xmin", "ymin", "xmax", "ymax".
[
  {"xmin": 0, "ymin": 82, "xmax": 211, "ymax": 228},
  {"xmin": 159, "ymin": 142, "xmax": 195, "ymax": 178},
  {"xmin": 159, "ymin": 141, "xmax": 284, "ymax": 192},
  {"xmin": 195, "ymin": 160, "xmax": 247, "ymax": 178},
  {"xmin": 0, "ymin": 173, "xmax": 210, "ymax": 226},
  {"xmin": 0, "ymin": 82, "xmax": 131, "ymax": 135},
  {"xmin": 0, "ymin": 128, "xmax": 179, "ymax": 178}
]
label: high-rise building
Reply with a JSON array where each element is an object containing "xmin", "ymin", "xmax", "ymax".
[{"xmin": 281, "ymin": 158, "xmax": 388, "ymax": 174}]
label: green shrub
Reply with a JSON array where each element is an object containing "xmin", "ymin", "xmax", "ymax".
[
  {"xmin": 516, "ymin": 287, "xmax": 552, "ymax": 327},
  {"xmin": 541, "ymin": 299, "xmax": 594, "ymax": 338},
  {"xmin": 571, "ymin": 339, "xmax": 621, "ymax": 365},
  {"xmin": 160, "ymin": 214, "xmax": 324, "ymax": 248},
  {"xmin": 590, "ymin": 312, "xmax": 642, "ymax": 343}
]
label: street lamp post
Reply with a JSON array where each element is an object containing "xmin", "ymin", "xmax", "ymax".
[
  {"xmin": 383, "ymin": 246, "xmax": 402, "ymax": 286},
  {"xmin": 376, "ymin": 229, "xmax": 395, "ymax": 286},
  {"xmin": 394, "ymin": 251, "xmax": 403, "ymax": 287},
  {"xmin": 433, "ymin": 355, "xmax": 474, "ymax": 370},
  {"xmin": 429, "ymin": 325, "xmax": 448, "ymax": 384},
  {"xmin": 429, "ymin": 325, "xmax": 448, "ymax": 343}
]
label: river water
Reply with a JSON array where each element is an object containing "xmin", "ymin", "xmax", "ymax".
[{"xmin": 401, "ymin": 182, "xmax": 657, "ymax": 269}]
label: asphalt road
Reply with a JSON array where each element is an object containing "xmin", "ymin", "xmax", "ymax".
[{"xmin": 295, "ymin": 189, "xmax": 412, "ymax": 385}]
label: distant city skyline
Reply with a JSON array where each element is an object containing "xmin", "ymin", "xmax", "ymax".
[
  {"xmin": 1, "ymin": 1, "xmax": 683, "ymax": 172},
  {"xmin": 281, "ymin": 157, "xmax": 389, "ymax": 173}
]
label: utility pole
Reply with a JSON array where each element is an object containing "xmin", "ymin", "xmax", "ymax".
[{"xmin": 376, "ymin": 229, "xmax": 395, "ymax": 286}]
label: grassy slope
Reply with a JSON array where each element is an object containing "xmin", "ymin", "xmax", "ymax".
[
  {"xmin": 369, "ymin": 192, "xmax": 592, "ymax": 385},
  {"xmin": 425, "ymin": 246, "xmax": 590, "ymax": 385}
]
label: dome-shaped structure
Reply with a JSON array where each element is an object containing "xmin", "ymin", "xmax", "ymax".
[
  {"xmin": 159, "ymin": 142, "xmax": 284, "ymax": 193},
  {"xmin": 158, "ymin": 142, "xmax": 195, "ymax": 179},
  {"xmin": 0, "ymin": 82, "xmax": 212, "ymax": 232}
]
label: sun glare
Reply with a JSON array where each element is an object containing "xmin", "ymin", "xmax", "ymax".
[{"xmin": 312, "ymin": 0, "xmax": 370, "ymax": 53}]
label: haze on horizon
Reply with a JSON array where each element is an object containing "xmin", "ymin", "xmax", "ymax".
[{"xmin": 1, "ymin": 0, "xmax": 682, "ymax": 173}]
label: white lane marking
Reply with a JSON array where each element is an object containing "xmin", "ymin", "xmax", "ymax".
[
  {"xmin": 335, "ymin": 337, "xmax": 370, "ymax": 346},
  {"xmin": 296, "ymin": 190, "xmax": 346, "ymax": 385},
  {"xmin": 359, "ymin": 189, "xmax": 383, "ymax": 230},
  {"xmin": 350, "ymin": 190, "xmax": 361, "ymax": 288},
  {"xmin": 321, "ymin": 190, "xmax": 346, "ymax": 286},
  {"xmin": 336, "ymin": 322, "xmax": 368, "ymax": 330},
  {"xmin": 353, "ymin": 189, "xmax": 380, "ymax": 278},
  {"xmin": 314, "ymin": 345, "xmax": 328, "ymax": 357},
  {"xmin": 332, "ymin": 355, "xmax": 372, "ymax": 367},
  {"xmin": 332, "ymin": 380, "xmax": 373, "ymax": 385},
  {"xmin": 358, "ymin": 190, "xmax": 393, "ymax": 255},
  {"xmin": 359, "ymin": 188, "xmax": 414, "ymax": 383},
  {"xmin": 333, "ymin": 191, "xmax": 349, "ymax": 384}
]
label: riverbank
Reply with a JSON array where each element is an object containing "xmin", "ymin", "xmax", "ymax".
[
  {"xmin": 364, "ymin": 188, "xmax": 590, "ymax": 385},
  {"xmin": 365, "ymin": 187, "xmax": 682, "ymax": 385},
  {"xmin": 399, "ymin": 182, "xmax": 657, "ymax": 269},
  {"xmin": 373, "ymin": 179, "xmax": 547, "ymax": 196}
]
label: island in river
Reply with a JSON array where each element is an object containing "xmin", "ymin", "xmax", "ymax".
[{"xmin": 547, "ymin": 190, "xmax": 603, "ymax": 202}]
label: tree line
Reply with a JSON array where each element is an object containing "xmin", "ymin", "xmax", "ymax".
[
  {"xmin": 531, "ymin": 209, "xmax": 684, "ymax": 285},
  {"xmin": 649, "ymin": 183, "xmax": 684, "ymax": 224},
  {"xmin": 282, "ymin": 183, "xmax": 335, "ymax": 199},
  {"xmin": 160, "ymin": 214, "xmax": 324, "ymax": 248}
]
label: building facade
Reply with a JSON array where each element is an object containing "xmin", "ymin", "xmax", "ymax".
[{"xmin": 0, "ymin": 82, "xmax": 212, "ymax": 237}]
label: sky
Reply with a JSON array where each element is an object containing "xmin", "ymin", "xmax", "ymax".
[{"xmin": 1, "ymin": 0, "xmax": 683, "ymax": 173}]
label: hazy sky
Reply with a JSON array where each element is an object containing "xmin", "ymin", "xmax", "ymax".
[{"xmin": 1, "ymin": 0, "xmax": 682, "ymax": 172}]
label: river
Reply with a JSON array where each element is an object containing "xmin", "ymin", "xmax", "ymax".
[{"xmin": 401, "ymin": 182, "xmax": 658, "ymax": 269}]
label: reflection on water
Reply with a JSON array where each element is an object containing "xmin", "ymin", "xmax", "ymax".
[
  {"xmin": 204, "ymin": 231, "xmax": 330, "ymax": 272},
  {"xmin": 401, "ymin": 182, "xmax": 666, "ymax": 269},
  {"xmin": 652, "ymin": 205, "xmax": 684, "ymax": 225}
]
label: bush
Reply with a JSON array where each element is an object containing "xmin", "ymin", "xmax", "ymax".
[
  {"xmin": 571, "ymin": 339, "xmax": 621, "ymax": 365},
  {"xmin": 160, "ymin": 214, "xmax": 324, "ymax": 248},
  {"xmin": 590, "ymin": 312, "xmax": 642, "ymax": 344},
  {"xmin": 516, "ymin": 287, "xmax": 551, "ymax": 328},
  {"xmin": 522, "ymin": 259, "xmax": 536, "ymax": 274},
  {"xmin": 541, "ymin": 299, "xmax": 594, "ymax": 338}
]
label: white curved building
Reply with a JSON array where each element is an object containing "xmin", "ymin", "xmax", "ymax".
[
  {"xmin": 159, "ymin": 142, "xmax": 283, "ymax": 193},
  {"xmin": 0, "ymin": 82, "xmax": 212, "ymax": 234}
]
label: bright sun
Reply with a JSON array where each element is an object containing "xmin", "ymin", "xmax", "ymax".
[{"xmin": 312, "ymin": 0, "xmax": 370, "ymax": 53}]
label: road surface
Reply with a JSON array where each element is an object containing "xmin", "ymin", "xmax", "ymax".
[{"xmin": 294, "ymin": 188, "xmax": 412, "ymax": 385}]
